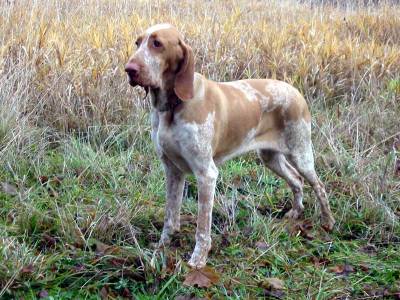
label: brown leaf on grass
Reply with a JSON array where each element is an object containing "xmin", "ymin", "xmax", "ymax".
[
  {"xmin": 38, "ymin": 175, "xmax": 49, "ymax": 185},
  {"xmin": 329, "ymin": 264, "xmax": 355, "ymax": 276},
  {"xmin": 359, "ymin": 263, "xmax": 370, "ymax": 272},
  {"xmin": 38, "ymin": 290, "xmax": 49, "ymax": 298},
  {"xmin": 288, "ymin": 219, "xmax": 314, "ymax": 240},
  {"xmin": 183, "ymin": 266, "xmax": 220, "ymax": 288},
  {"xmin": 255, "ymin": 240, "xmax": 270, "ymax": 251},
  {"xmin": 232, "ymin": 175, "xmax": 242, "ymax": 187},
  {"xmin": 94, "ymin": 240, "xmax": 119, "ymax": 256},
  {"xmin": 109, "ymin": 257, "xmax": 126, "ymax": 267},
  {"xmin": 263, "ymin": 289, "xmax": 286, "ymax": 299},
  {"xmin": 310, "ymin": 256, "xmax": 330, "ymax": 267},
  {"xmin": 99, "ymin": 285, "xmax": 118, "ymax": 300},
  {"xmin": 21, "ymin": 263, "xmax": 34, "ymax": 274},
  {"xmin": 362, "ymin": 284, "xmax": 398, "ymax": 298},
  {"xmin": 259, "ymin": 277, "xmax": 285, "ymax": 290},
  {"xmin": 100, "ymin": 286, "xmax": 109, "ymax": 300},
  {"xmin": 40, "ymin": 233, "xmax": 56, "ymax": 249},
  {"xmin": 360, "ymin": 244, "xmax": 377, "ymax": 255},
  {"xmin": 1, "ymin": 182, "xmax": 18, "ymax": 195},
  {"xmin": 121, "ymin": 287, "xmax": 133, "ymax": 299}
]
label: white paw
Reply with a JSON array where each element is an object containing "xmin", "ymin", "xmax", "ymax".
[
  {"xmin": 187, "ymin": 243, "xmax": 210, "ymax": 269},
  {"xmin": 158, "ymin": 232, "xmax": 172, "ymax": 248},
  {"xmin": 188, "ymin": 252, "xmax": 207, "ymax": 269}
]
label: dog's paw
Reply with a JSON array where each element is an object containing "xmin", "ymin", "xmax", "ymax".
[
  {"xmin": 188, "ymin": 253, "xmax": 207, "ymax": 269},
  {"xmin": 188, "ymin": 243, "xmax": 210, "ymax": 269},
  {"xmin": 158, "ymin": 233, "xmax": 172, "ymax": 248},
  {"xmin": 321, "ymin": 214, "xmax": 335, "ymax": 232}
]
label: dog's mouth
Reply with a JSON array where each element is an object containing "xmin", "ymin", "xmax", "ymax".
[
  {"xmin": 127, "ymin": 75, "xmax": 154, "ymax": 89},
  {"xmin": 128, "ymin": 77, "xmax": 138, "ymax": 87}
]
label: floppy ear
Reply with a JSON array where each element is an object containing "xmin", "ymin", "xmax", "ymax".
[{"xmin": 174, "ymin": 40, "xmax": 195, "ymax": 101}]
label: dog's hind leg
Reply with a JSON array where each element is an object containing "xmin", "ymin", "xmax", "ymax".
[
  {"xmin": 258, "ymin": 149, "xmax": 304, "ymax": 219},
  {"xmin": 285, "ymin": 120, "xmax": 335, "ymax": 231}
]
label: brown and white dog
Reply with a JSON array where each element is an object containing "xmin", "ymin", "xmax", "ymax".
[{"xmin": 125, "ymin": 24, "xmax": 335, "ymax": 269}]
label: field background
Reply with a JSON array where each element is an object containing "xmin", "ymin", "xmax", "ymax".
[{"xmin": 1, "ymin": 0, "xmax": 399, "ymax": 299}]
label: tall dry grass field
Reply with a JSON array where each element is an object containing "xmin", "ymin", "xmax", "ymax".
[{"xmin": 0, "ymin": 0, "xmax": 399, "ymax": 298}]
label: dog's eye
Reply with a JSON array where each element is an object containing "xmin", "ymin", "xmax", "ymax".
[
  {"xmin": 135, "ymin": 40, "xmax": 141, "ymax": 47},
  {"xmin": 153, "ymin": 40, "xmax": 162, "ymax": 48}
]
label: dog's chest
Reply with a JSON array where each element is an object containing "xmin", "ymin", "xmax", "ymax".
[{"xmin": 151, "ymin": 111, "xmax": 199, "ymax": 171}]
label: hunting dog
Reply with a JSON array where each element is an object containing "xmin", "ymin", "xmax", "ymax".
[{"xmin": 125, "ymin": 24, "xmax": 335, "ymax": 269}]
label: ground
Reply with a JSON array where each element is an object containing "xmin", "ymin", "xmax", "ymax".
[{"xmin": 0, "ymin": 0, "xmax": 399, "ymax": 299}]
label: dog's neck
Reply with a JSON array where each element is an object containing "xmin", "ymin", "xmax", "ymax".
[{"xmin": 150, "ymin": 87, "xmax": 182, "ymax": 113}]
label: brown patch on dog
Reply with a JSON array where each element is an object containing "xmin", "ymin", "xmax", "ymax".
[{"xmin": 212, "ymin": 82, "xmax": 262, "ymax": 159}]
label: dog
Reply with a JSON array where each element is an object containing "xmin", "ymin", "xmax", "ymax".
[{"xmin": 125, "ymin": 24, "xmax": 335, "ymax": 269}]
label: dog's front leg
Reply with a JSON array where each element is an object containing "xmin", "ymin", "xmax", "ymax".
[
  {"xmin": 188, "ymin": 163, "xmax": 218, "ymax": 269},
  {"xmin": 158, "ymin": 157, "xmax": 186, "ymax": 247}
]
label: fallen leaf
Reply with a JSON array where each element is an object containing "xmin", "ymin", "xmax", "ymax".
[
  {"xmin": 263, "ymin": 289, "xmax": 286, "ymax": 299},
  {"xmin": 260, "ymin": 278, "xmax": 285, "ymax": 290},
  {"xmin": 362, "ymin": 284, "xmax": 397, "ymax": 298},
  {"xmin": 288, "ymin": 219, "xmax": 314, "ymax": 240},
  {"xmin": 360, "ymin": 244, "xmax": 377, "ymax": 255},
  {"xmin": 41, "ymin": 233, "xmax": 56, "ymax": 249},
  {"xmin": 38, "ymin": 290, "xmax": 49, "ymax": 298},
  {"xmin": 21, "ymin": 264, "xmax": 34, "ymax": 274},
  {"xmin": 255, "ymin": 240, "xmax": 270, "ymax": 251},
  {"xmin": 94, "ymin": 240, "xmax": 119, "ymax": 256},
  {"xmin": 121, "ymin": 287, "xmax": 133, "ymax": 299},
  {"xmin": 100, "ymin": 286, "xmax": 109, "ymax": 300},
  {"xmin": 329, "ymin": 264, "xmax": 355, "ymax": 276},
  {"xmin": 310, "ymin": 256, "xmax": 330, "ymax": 267},
  {"xmin": 109, "ymin": 257, "xmax": 126, "ymax": 267},
  {"xmin": 1, "ymin": 182, "xmax": 18, "ymax": 195},
  {"xmin": 232, "ymin": 175, "xmax": 242, "ymax": 187},
  {"xmin": 183, "ymin": 266, "xmax": 220, "ymax": 288},
  {"xmin": 359, "ymin": 263, "xmax": 370, "ymax": 272},
  {"xmin": 38, "ymin": 175, "xmax": 49, "ymax": 184}
]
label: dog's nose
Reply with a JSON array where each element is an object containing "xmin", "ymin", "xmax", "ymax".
[{"xmin": 125, "ymin": 62, "xmax": 140, "ymax": 78}]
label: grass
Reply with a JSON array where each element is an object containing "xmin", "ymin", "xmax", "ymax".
[{"xmin": 1, "ymin": 0, "xmax": 399, "ymax": 298}]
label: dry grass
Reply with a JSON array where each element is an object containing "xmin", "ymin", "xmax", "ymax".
[
  {"xmin": 0, "ymin": 0, "xmax": 399, "ymax": 298},
  {"xmin": 1, "ymin": 0, "xmax": 399, "ymax": 221}
]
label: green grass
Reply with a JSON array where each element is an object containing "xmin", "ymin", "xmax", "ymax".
[{"xmin": 1, "ymin": 129, "xmax": 399, "ymax": 299}]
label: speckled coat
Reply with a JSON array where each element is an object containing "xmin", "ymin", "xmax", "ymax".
[{"xmin": 125, "ymin": 24, "xmax": 335, "ymax": 269}]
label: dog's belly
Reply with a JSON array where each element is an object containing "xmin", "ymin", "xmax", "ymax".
[{"xmin": 213, "ymin": 133, "xmax": 282, "ymax": 165}]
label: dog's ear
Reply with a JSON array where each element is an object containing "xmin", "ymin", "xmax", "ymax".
[{"xmin": 174, "ymin": 40, "xmax": 194, "ymax": 101}]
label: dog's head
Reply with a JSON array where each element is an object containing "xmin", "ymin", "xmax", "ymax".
[{"xmin": 125, "ymin": 24, "xmax": 195, "ymax": 100}]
